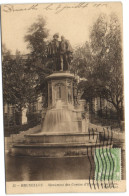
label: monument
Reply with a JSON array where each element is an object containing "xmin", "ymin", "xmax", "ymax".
[
  {"xmin": 11, "ymin": 34, "xmax": 111, "ymax": 157},
  {"xmin": 47, "ymin": 33, "xmax": 73, "ymax": 71}
]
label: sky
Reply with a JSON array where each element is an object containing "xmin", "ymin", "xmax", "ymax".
[{"xmin": 1, "ymin": 2, "xmax": 122, "ymax": 54}]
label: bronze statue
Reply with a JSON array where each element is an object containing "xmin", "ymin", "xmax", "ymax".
[{"xmin": 47, "ymin": 33, "xmax": 73, "ymax": 71}]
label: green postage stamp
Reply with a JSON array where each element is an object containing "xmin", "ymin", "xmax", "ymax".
[{"xmin": 95, "ymin": 148, "xmax": 121, "ymax": 181}]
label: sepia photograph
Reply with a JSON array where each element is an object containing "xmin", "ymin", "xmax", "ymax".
[{"xmin": 1, "ymin": 1, "xmax": 126, "ymax": 194}]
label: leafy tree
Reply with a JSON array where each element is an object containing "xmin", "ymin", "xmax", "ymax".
[
  {"xmin": 71, "ymin": 41, "xmax": 93, "ymax": 78},
  {"xmin": 2, "ymin": 47, "xmax": 37, "ymax": 113},
  {"xmin": 91, "ymin": 14, "xmax": 123, "ymax": 120},
  {"xmin": 24, "ymin": 16, "xmax": 52, "ymax": 107},
  {"xmin": 74, "ymin": 14, "xmax": 124, "ymax": 121},
  {"xmin": 24, "ymin": 15, "xmax": 48, "ymax": 62}
]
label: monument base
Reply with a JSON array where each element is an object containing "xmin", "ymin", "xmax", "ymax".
[{"xmin": 10, "ymin": 132, "xmax": 112, "ymax": 158}]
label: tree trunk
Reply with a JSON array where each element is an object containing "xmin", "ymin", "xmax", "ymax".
[{"xmin": 116, "ymin": 107, "xmax": 123, "ymax": 122}]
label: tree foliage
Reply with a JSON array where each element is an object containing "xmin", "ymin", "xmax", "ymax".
[
  {"xmin": 74, "ymin": 13, "xmax": 124, "ymax": 120},
  {"xmin": 3, "ymin": 16, "xmax": 52, "ymax": 112},
  {"xmin": 24, "ymin": 16, "xmax": 48, "ymax": 61},
  {"xmin": 24, "ymin": 16, "xmax": 52, "ymax": 107},
  {"xmin": 2, "ymin": 48, "xmax": 37, "ymax": 111},
  {"xmin": 71, "ymin": 42, "xmax": 93, "ymax": 78}
]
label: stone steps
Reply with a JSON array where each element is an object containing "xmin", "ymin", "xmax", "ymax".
[
  {"xmin": 25, "ymin": 132, "xmax": 99, "ymax": 144},
  {"xmin": 11, "ymin": 142, "xmax": 112, "ymax": 158},
  {"xmin": 13, "ymin": 142, "xmax": 112, "ymax": 148}
]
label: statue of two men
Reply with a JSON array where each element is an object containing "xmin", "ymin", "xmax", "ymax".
[{"xmin": 47, "ymin": 33, "xmax": 73, "ymax": 71}]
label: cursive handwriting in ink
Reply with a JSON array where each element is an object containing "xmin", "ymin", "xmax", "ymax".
[
  {"xmin": 3, "ymin": 4, "xmax": 38, "ymax": 13},
  {"xmin": 55, "ymin": 3, "xmax": 89, "ymax": 14},
  {"xmin": 3, "ymin": 3, "xmax": 108, "ymax": 14}
]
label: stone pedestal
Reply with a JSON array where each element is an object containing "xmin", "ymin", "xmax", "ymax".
[{"xmin": 47, "ymin": 71, "xmax": 74, "ymax": 109}]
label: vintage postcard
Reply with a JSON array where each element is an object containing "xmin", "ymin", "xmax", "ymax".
[{"xmin": 1, "ymin": 1, "xmax": 126, "ymax": 194}]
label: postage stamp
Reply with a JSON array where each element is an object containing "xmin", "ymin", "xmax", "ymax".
[{"xmin": 95, "ymin": 148, "xmax": 121, "ymax": 181}]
